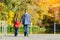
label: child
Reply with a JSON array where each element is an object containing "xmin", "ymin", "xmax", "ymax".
[{"xmin": 14, "ymin": 18, "xmax": 20, "ymax": 37}]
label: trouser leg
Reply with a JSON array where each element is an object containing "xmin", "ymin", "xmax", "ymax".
[
  {"xmin": 24, "ymin": 25, "xmax": 29, "ymax": 36},
  {"xmin": 14, "ymin": 28, "xmax": 18, "ymax": 36}
]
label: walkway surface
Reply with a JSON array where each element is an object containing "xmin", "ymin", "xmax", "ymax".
[{"xmin": 0, "ymin": 34, "xmax": 60, "ymax": 40}]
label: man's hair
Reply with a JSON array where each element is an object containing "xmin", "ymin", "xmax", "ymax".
[{"xmin": 25, "ymin": 9, "xmax": 27, "ymax": 12}]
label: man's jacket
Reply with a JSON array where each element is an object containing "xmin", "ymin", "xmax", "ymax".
[{"xmin": 21, "ymin": 13, "xmax": 30, "ymax": 25}]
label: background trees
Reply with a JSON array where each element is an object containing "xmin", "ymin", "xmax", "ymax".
[{"xmin": 0, "ymin": 0, "xmax": 60, "ymax": 26}]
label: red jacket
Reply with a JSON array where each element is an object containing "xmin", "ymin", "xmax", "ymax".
[{"xmin": 14, "ymin": 21, "xmax": 20, "ymax": 28}]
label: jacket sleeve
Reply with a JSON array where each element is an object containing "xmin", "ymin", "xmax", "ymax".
[
  {"xmin": 27, "ymin": 14, "xmax": 31, "ymax": 23},
  {"xmin": 20, "ymin": 15, "xmax": 24, "ymax": 24}
]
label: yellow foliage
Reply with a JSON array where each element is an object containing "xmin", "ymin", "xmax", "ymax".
[
  {"xmin": 0, "ymin": 3, "xmax": 4, "ymax": 7},
  {"xmin": 1, "ymin": 0, "xmax": 60, "ymax": 25},
  {"xmin": 35, "ymin": 13, "xmax": 39, "ymax": 19},
  {"xmin": 6, "ymin": 11, "xmax": 14, "ymax": 25},
  {"xmin": 5, "ymin": 15, "xmax": 8, "ymax": 20},
  {"xmin": 6, "ymin": 20, "xmax": 12, "ymax": 25},
  {"xmin": 46, "ymin": 13, "xmax": 54, "ymax": 17},
  {"xmin": 8, "ymin": 11, "xmax": 14, "ymax": 17},
  {"xmin": 40, "ymin": 16, "xmax": 43, "ymax": 20}
]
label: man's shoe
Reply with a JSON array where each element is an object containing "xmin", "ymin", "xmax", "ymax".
[
  {"xmin": 27, "ymin": 34, "xmax": 29, "ymax": 37},
  {"xmin": 15, "ymin": 34, "xmax": 17, "ymax": 37},
  {"xmin": 24, "ymin": 33, "xmax": 26, "ymax": 37}
]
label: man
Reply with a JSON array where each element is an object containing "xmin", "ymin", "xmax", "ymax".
[{"xmin": 20, "ymin": 9, "xmax": 30, "ymax": 37}]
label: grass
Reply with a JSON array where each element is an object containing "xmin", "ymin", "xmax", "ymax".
[{"xmin": 0, "ymin": 25, "xmax": 56, "ymax": 34}]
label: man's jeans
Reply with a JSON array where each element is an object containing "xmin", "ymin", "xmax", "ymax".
[{"xmin": 24, "ymin": 25, "xmax": 29, "ymax": 36}]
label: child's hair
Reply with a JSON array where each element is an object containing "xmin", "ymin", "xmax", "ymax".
[
  {"xmin": 16, "ymin": 18, "xmax": 17, "ymax": 21},
  {"xmin": 15, "ymin": 18, "xmax": 18, "ymax": 22}
]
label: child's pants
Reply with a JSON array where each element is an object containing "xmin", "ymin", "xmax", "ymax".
[{"xmin": 14, "ymin": 27, "xmax": 18, "ymax": 36}]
